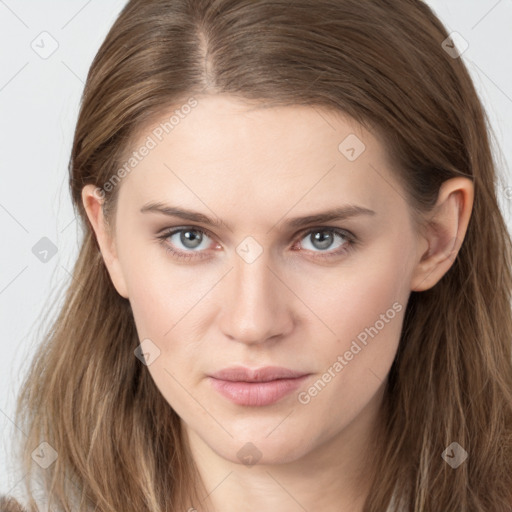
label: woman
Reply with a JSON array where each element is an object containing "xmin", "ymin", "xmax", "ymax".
[{"xmin": 2, "ymin": 0, "xmax": 512, "ymax": 510}]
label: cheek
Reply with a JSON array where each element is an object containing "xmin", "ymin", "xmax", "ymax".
[
  {"xmin": 292, "ymin": 241, "xmax": 410, "ymax": 347},
  {"xmin": 123, "ymin": 260, "xmax": 214, "ymax": 421},
  {"xmin": 123, "ymin": 247, "xmax": 216, "ymax": 341},
  {"xmin": 291, "ymin": 242, "xmax": 409, "ymax": 404},
  {"xmin": 125, "ymin": 230, "xmax": 411, "ymax": 359},
  {"xmin": 121, "ymin": 234, "xmax": 411, "ymax": 448}
]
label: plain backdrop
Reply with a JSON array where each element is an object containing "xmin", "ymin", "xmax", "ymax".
[{"xmin": 1, "ymin": 0, "xmax": 511, "ymax": 495}]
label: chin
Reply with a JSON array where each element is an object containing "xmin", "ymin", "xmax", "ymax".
[{"xmin": 205, "ymin": 430, "xmax": 316, "ymax": 467}]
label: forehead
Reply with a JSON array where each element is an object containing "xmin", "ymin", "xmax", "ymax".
[
  {"xmin": 116, "ymin": 94, "xmax": 405, "ymax": 221},
  {"xmin": 138, "ymin": 94, "xmax": 374, "ymax": 165}
]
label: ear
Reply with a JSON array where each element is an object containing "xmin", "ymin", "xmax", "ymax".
[
  {"xmin": 410, "ymin": 177, "xmax": 474, "ymax": 292},
  {"xmin": 81, "ymin": 184, "xmax": 129, "ymax": 299}
]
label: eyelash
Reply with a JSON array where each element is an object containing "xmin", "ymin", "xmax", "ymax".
[{"xmin": 156, "ymin": 226, "xmax": 357, "ymax": 262}]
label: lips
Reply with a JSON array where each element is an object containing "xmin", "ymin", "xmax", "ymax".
[
  {"xmin": 210, "ymin": 365, "xmax": 309, "ymax": 382},
  {"xmin": 208, "ymin": 366, "xmax": 311, "ymax": 406}
]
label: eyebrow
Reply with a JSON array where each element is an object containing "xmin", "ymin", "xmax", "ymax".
[{"xmin": 139, "ymin": 201, "xmax": 376, "ymax": 230}]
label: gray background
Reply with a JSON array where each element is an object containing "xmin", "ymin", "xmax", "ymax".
[{"xmin": 1, "ymin": 0, "xmax": 511, "ymax": 495}]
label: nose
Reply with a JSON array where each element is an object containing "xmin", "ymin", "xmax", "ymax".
[{"xmin": 218, "ymin": 249, "xmax": 295, "ymax": 345}]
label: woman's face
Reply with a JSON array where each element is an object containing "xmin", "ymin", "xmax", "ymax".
[{"xmin": 87, "ymin": 94, "xmax": 427, "ymax": 466}]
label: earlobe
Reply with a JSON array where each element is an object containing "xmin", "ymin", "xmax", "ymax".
[
  {"xmin": 81, "ymin": 185, "xmax": 130, "ymax": 299},
  {"xmin": 410, "ymin": 177, "xmax": 474, "ymax": 292}
]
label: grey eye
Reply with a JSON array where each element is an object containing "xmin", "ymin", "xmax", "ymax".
[
  {"xmin": 300, "ymin": 230, "xmax": 348, "ymax": 252},
  {"xmin": 169, "ymin": 229, "xmax": 211, "ymax": 251}
]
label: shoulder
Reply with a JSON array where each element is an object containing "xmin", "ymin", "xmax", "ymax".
[{"xmin": 0, "ymin": 495, "xmax": 28, "ymax": 512}]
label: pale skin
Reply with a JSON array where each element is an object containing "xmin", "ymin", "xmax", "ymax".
[{"xmin": 82, "ymin": 94, "xmax": 474, "ymax": 512}]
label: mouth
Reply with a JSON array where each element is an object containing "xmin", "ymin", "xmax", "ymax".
[{"xmin": 208, "ymin": 366, "xmax": 311, "ymax": 406}]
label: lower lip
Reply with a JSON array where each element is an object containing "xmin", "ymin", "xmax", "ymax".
[{"xmin": 208, "ymin": 375, "xmax": 310, "ymax": 406}]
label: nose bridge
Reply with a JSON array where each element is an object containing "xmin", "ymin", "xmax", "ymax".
[{"xmin": 219, "ymin": 243, "xmax": 292, "ymax": 344}]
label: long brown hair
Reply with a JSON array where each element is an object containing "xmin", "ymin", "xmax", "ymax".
[{"xmin": 8, "ymin": 0, "xmax": 512, "ymax": 510}]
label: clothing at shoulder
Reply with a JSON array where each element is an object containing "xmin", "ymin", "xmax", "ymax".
[{"xmin": 0, "ymin": 495, "xmax": 28, "ymax": 512}]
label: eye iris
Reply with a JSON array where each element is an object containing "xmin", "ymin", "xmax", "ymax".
[
  {"xmin": 311, "ymin": 231, "xmax": 334, "ymax": 250},
  {"xmin": 181, "ymin": 229, "xmax": 203, "ymax": 249}
]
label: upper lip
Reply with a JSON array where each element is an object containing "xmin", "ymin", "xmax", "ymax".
[{"xmin": 209, "ymin": 366, "xmax": 310, "ymax": 383}]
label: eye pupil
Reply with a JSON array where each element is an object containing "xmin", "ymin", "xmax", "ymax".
[
  {"xmin": 312, "ymin": 230, "xmax": 334, "ymax": 250},
  {"xmin": 181, "ymin": 229, "xmax": 202, "ymax": 249}
]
